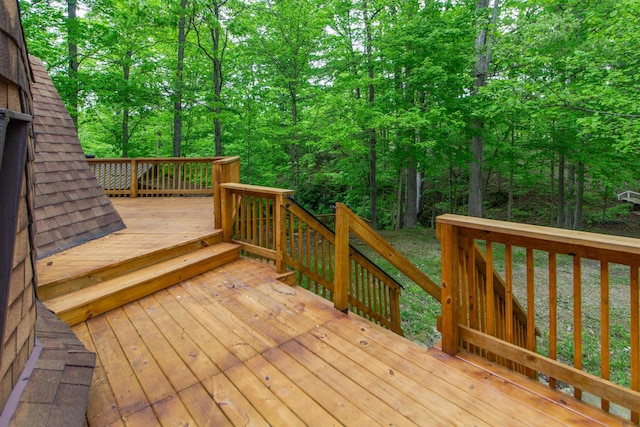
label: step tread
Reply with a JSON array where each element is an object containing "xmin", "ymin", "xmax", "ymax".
[
  {"xmin": 45, "ymin": 243, "xmax": 239, "ymax": 315},
  {"xmin": 38, "ymin": 232, "xmax": 223, "ymax": 293}
]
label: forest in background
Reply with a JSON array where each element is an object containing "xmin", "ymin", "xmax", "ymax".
[{"xmin": 20, "ymin": 0, "xmax": 640, "ymax": 230}]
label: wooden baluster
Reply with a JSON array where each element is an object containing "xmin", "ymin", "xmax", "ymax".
[
  {"xmin": 486, "ymin": 242, "xmax": 495, "ymax": 338},
  {"xmin": 600, "ymin": 261, "xmax": 610, "ymax": 412},
  {"xmin": 548, "ymin": 252, "xmax": 557, "ymax": 389},
  {"xmin": 631, "ymin": 265, "xmax": 639, "ymax": 423},
  {"xmin": 526, "ymin": 247, "xmax": 535, "ymax": 378},
  {"xmin": 504, "ymin": 244, "xmax": 513, "ymax": 369},
  {"xmin": 573, "ymin": 256, "xmax": 583, "ymax": 399},
  {"xmin": 274, "ymin": 194, "xmax": 286, "ymax": 273}
]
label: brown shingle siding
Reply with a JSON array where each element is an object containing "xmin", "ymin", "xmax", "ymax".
[{"xmin": 30, "ymin": 57, "xmax": 125, "ymax": 259}]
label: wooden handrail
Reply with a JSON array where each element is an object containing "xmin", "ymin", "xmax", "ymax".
[
  {"xmin": 88, "ymin": 157, "xmax": 239, "ymax": 201},
  {"xmin": 219, "ymin": 187, "xmax": 407, "ymax": 334},
  {"xmin": 335, "ymin": 203, "xmax": 441, "ymax": 301},
  {"xmin": 437, "ymin": 213, "xmax": 640, "ymax": 422}
]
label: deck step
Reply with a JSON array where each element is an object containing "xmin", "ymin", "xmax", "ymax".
[
  {"xmin": 38, "ymin": 232, "xmax": 224, "ymax": 301},
  {"xmin": 43, "ymin": 242, "xmax": 240, "ymax": 326}
]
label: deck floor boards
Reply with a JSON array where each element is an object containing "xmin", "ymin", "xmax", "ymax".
[
  {"xmin": 37, "ymin": 198, "xmax": 217, "ymax": 287},
  {"xmin": 45, "ymin": 198, "xmax": 629, "ymax": 426},
  {"xmin": 72, "ymin": 259, "xmax": 629, "ymax": 426}
]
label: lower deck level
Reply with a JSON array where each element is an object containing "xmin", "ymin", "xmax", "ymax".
[{"xmin": 72, "ymin": 258, "xmax": 627, "ymax": 426}]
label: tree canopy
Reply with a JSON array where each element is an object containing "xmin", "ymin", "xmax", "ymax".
[{"xmin": 21, "ymin": 0, "xmax": 640, "ymax": 229}]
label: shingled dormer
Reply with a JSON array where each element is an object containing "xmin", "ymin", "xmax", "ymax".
[{"xmin": 30, "ymin": 56, "xmax": 125, "ymax": 259}]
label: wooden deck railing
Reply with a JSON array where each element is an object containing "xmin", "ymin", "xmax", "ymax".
[
  {"xmin": 88, "ymin": 157, "xmax": 239, "ymax": 198},
  {"xmin": 218, "ymin": 185, "xmax": 433, "ymax": 334},
  {"xmin": 437, "ymin": 214, "xmax": 640, "ymax": 422}
]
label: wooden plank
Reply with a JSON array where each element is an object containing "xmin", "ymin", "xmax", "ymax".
[
  {"xmin": 322, "ymin": 317, "xmax": 549, "ymax": 426},
  {"xmin": 152, "ymin": 395, "xmax": 197, "ymax": 426},
  {"xmin": 224, "ymin": 363, "xmax": 306, "ymax": 426},
  {"xmin": 85, "ymin": 315, "xmax": 150, "ymax": 418},
  {"xmin": 455, "ymin": 349, "xmax": 631, "ymax": 427},
  {"xmin": 164, "ymin": 284, "xmax": 257, "ymax": 361},
  {"xmin": 122, "ymin": 301, "xmax": 199, "ymax": 392},
  {"xmin": 262, "ymin": 346, "xmax": 380, "ymax": 426},
  {"xmin": 45, "ymin": 243, "xmax": 240, "ymax": 325},
  {"xmin": 136, "ymin": 294, "xmax": 221, "ymax": 382},
  {"xmin": 459, "ymin": 326, "xmax": 640, "ymax": 414},
  {"xmin": 243, "ymin": 354, "xmax": 341, "ymax": 426},
  {"xmin": 437, "ymin": 214, "xmax": 640, "ymax": 265},
  {"xmin": 202, "ymin": 372, "xmax": 270, "ymax": 426},
  {"xmin": 280, "ymin": 338, "xmax": 420, "ymax": 426},
  {"xmin": 104, "ymin": 308, "xmax": 176, "ymax": 405},
  {"xmin": 296, "ymin": 330, "xmax": 453, "ymax": 426},
  {"xmin": 176, "ymin": 280, "xmax": 279, "ymax": 353},
  {"xmin": 123, "ymin": 406, "xmax": 157, "ymax": 426},
  {"xmin": 151, "ymin": 289, "xmax": 242, "ymax": 372},
  {"xmin": 72, "ymin": 322, "xmax": 124, "ymax": 426},
  {"xmin": 178, "ymin": 383, "xmax": 232, "ymax": 426}
]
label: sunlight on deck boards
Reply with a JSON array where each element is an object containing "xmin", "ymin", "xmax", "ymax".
[
  {"xmin": 36, "ymin": 198, "xmax": 217, "ymax": 288},
  {"xmin": 72, "ymin": 257, "xmax": 627, "ymax": 427}
]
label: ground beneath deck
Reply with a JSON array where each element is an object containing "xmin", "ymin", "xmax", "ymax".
[{"xmin": 72, "ymin": 257, "xmax": 626, "ymax": 426}]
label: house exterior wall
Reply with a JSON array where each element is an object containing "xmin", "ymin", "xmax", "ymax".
[{"xmin": 0, "ymin": 0, "xmax": 37, "ymax": 411}]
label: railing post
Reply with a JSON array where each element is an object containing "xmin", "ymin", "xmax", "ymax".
[
  {"xmin": 334, "ymin": 203, "xmax": 350, "ymax": 313},
  {"xmin": 130, "ymin": 159, "xmax": 138, "ymax": 198},
  {"xmin": 212, "ymin": 161, "xmax": 222, "ymax": 229},
  {"xmin": 438, "ymin": 222, "xmax": 460, "ymax": 355},
  {"xmin": 220, "ymin": 186, "xmax": 233, "ymax": 242},
  {"xmin": 212, "ymin": 157, "xmax": 240, "ymax": 230},
  {"xmin": 275, "ymin": 194, "xmax": 286, "ymax": 274}
]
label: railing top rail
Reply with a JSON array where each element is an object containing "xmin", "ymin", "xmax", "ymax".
[
  {"xmin": 221, "ymin": 182, "xmax": 295, "ymax": 196},
  {"xmin": 437, "ymin": 214, "xmax": 640, "ymax": 265},
  {"xmin": 338, "ymin": 203, "xmax": 441, "ymax": 301}
]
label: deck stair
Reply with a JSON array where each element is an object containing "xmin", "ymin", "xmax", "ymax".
[{"xmin": 40, "ymin": 239, "xmax": 240, "ymax": 326}]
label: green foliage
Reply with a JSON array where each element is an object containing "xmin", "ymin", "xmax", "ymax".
[{"xmin": 20, "ymin": 0, "xmax": 640, "ymax": 229}]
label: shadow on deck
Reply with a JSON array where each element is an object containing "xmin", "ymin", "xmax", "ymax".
[{"xmin": 36, "ymin": 198, "xmax": 629, "ymax": 426}]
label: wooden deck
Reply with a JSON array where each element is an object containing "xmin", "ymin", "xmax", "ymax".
[
  {"xmin": 36, "ymin": 198, "xmax": 217, "ymax": 288},
  {"xmin": 40, "ymin": 198, "xmax": 631, "ymax": 426}
]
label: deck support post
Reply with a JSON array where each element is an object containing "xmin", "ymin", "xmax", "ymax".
[
  {"xmin": 334, "ymin": 203, "xmax": 350, "ymax": 313},
  {"xmin": 439, "ymin": 222, "xmax": 460, "ymax": 355}
]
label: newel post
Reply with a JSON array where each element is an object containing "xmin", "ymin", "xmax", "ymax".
[
  {"xmin": 334, "ymin": 203, "xmax": 350, "ymax": 313},
  {"xmin": 439, "ymin": 222, "xmax": 460, "ymax": 355},
  {"xmin": 212, "ymin": 161, "xmax": 222, "ymax": 229},
  {"xmin": 274, "ymin": 194, "xmax": 286, "ymax": 274},
  {"xmin": 130, "ymin": 159, "xmax": 138, "ymax": 198}
]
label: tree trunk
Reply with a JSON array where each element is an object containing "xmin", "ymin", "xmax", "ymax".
[
  {"xmin": 121, "ymin": 49, "xmax": 132, "ymax": 158},
  {"xmin": 574, "ymin": 161, "xmax": 584, "ymax": 229},
  {"xmin": 406, "ymin": 157, "xmax": 418, "ymax": 228},
  {"xmin": 468, "ymin": 0, "xmax": 499, "ymax": 218},
  {"xmin": 396, "ymin": 168, "xmax": 404, "ymax": 230},
  {"xmin": 67, "ymin": 0, "xmax": 79, "ymax": 128},
  {"xmin": 212, "ymin": 2, "xmax": 223, "ymax": 156},
  {"xmin": 565, "ymin": 162, "xmax": 575, "ymax": 229},
  {"xmin": 173, "ymin": 0, "xmax": 187, "ymax": 157},
  {"xmin": 290, "ymin": 83, "xmax": 298, "ymax": 194},
  {"xmin": 363, "ymin": 0, "xmax": 377, "ymax": 229},
  {"xmin": 557, "ymin": 152, "xmax": 565, "ymax": 228}
]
